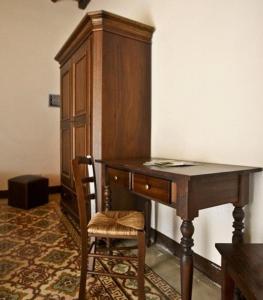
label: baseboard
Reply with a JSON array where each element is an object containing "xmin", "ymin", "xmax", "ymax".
[
  {"xmin": 150, "ymin": 228, "xmax": 222, "ymax": 285},
  {"xmin": 49, "ymin": 185, "xmax": 62, "ymax": 194},
  {"xmin": 0, "ymin": 185, "xmax": 62, "ymax": 199},
  {"xmin": 0, "ymin": 190, "xmax": 8, "ymax": 199}
]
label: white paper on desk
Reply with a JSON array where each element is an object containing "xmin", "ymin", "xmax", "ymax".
[{"xmin": 143, "ymin": 159, "xmax": 198, "ymax": 167}]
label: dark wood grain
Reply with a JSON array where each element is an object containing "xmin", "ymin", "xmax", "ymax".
[
  {"xmin": 98, "ymin": 158, "xmax": 261, "ymax": 219},
  {"xmin": 101, "ymin": 31, "xmax": 151, "ymax": 160},
  {"xmin": 98, "ymin": 158, "xmax": 261, "ymax": 300},
  {"xmin": 232, "ymin": 173, "xmax": 250, "ymax": 244},
  {"xmin": 55, "ymin": 11, "xmax": 154, "ymax": 65},
  {"xmin": 60, "ymin": 59, "xmax": 72, "ymax": 189},
  {"xmin": 232, "ymin": 206, "xmax": 245, "ymax": 244},
  {"xmin": 180, "ymin": 220, "xmax": 194, "ymax": 300},
  {"xmin": 56, "ymin": 11, "xmax": 154, "ymax": 219},
  {"xmin": 189, "ymin": 173, "xmax": 239, "ymax": 208},
  {"xmin": 97, "ymin": 158, "xmax": 261, "ymax": 179},
  {"xmin": 132, "ymin": 173, "xmax": 170, "ymax": 204},
  {"xmin": 108, "ymin": 168, "xmax": 130, "ymax": 189},
  {"xmin": 216, "ymin": 243, "xmax": 263, "ymax": 300}
]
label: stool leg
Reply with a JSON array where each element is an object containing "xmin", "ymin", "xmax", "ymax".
[{"xmin": 137, "ymin": 231, "xmax": 145, "ymax": 300}]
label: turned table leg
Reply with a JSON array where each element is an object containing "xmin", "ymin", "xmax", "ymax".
[
  {"xmin": 232, "ymin": 205, "xmax": 245, "ymax": 244},
  {"xmin": 104, "ymin": 185, "xmax": 112, "ymax": 211},
  {"xmin": 104, "ymin": 185, "xmax": 112, "ymax": 252},
  {"xmin": 180, "ymin": 220, "xmax": 195, "ymax": 300},
  {"xmin": 232, "ymin": 205, "xmax": 246, "ymax": 299}
]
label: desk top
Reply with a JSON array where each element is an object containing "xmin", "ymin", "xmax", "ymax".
[{"xmin": 97, "ymin": 158, "xmax": 262, "ymax": 179}]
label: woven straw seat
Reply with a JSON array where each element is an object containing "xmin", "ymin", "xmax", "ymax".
[{"xmin": 88, "ymin": 211, "xmax": 144, "ymax": 237}]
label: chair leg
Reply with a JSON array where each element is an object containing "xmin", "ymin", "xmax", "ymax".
[
  {"xmin": 80, "ymin": 237, "xmax": 97, "ymax": 300},
  {"xmin": 106, "ymin": 237, "xmax": 113, "ymax": 255},
  {"xmin": 89, "ymin": 237, "xmax": 96, "ymax": 272},
  {"xmin": 79, "ymin": 241, "xmax": 88, "ymax": 300},
  {"xmin": 137, "ymin": 231, "xmax": 146, "ymax": 300}
]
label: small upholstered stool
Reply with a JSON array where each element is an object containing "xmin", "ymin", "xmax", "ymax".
[{"xmin": 8, "ymin": 175, "xmax": 49, "ymax": 209}]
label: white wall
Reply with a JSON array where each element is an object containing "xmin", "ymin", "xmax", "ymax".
[
  {"xmin": 85, "ymin": 0, "xmax": 263, "ymax": 264},
  {"xmin": 0, "ymin": 0, "xmax": 85, "ymax": 189},
  {"xmin": 1, "ymin": 0, "xmax": 263, "ymax": 265}
]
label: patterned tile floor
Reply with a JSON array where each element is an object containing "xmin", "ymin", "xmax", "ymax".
[{"xmin": 0, "ymin": 196, "xmax": 181, "ymax": 300}]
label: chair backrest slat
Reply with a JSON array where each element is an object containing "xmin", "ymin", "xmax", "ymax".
[
  {"xmin": 72, "ymin": 155, "xmax": 97, "ymax": 238},
  {"xmin": 86, "ymin": 193, "xmax": 96, "ymax": 200},
  {"xmin": 82, "ymin": 177, "xmax": 95, "ymax": 183},
  {"xmin": 77, "ymin": 156, "xmax": 93, "ymax": 165}
]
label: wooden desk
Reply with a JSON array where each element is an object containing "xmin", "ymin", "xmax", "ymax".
[{"xmin": 97, "ymin": 158, "xmax": 261, "ymax": 300}]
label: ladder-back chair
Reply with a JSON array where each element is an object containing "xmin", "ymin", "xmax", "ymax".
[{"xmin": 72, "ymin": 156, "xmax": 146, "ymax": 300}]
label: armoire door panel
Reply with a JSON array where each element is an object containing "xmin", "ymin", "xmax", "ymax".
[
  {"xmin": 74, "ymin": 123, "xmax": 88, "ymax": 178},
  {"xmin": 61, "ymin": 126, "xmax": 72, "ymax": 186},
  {"xmin": 73, "ymin": 41, "xmax": 91, "ymax": 117},
  {"xmin": 61, "ymin": 61, "xmax": 71, "ymax": 121},
  {"xmin": 102, "ymin": 32, "xmax": 151, "ymax": 159},
  {"xmin": 74, "ymin": 123, "xmax": 87, "ymax": 157},
  {"xmin": 74, "ymin": 55, "xmax": 86, "ymax": 115}
]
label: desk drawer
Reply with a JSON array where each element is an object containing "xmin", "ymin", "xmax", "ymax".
[
  {"xmin": 132, "ymin": 174, "xmax": 170, "ymax": 203},
  {"xmin": 108, "ymin": 168, "xmax": 130, "ymax": 189}
]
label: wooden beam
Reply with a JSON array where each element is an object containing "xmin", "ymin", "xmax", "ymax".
[
  {"xmin": 78, "ymin": 0, "xmax": 91, "ymax": 9},
  {"xmin": 51, "ymin": 0, "xmax": 91, "ymax": 9}
]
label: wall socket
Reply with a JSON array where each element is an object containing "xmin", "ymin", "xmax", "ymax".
[{"xmin": 49, "ymin": 94, "xmax": 60, "ymax": 107}]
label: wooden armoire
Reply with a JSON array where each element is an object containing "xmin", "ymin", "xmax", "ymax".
[{"xmin": 55, "ymin": 11, "xmax": 154, "ymax": 220}]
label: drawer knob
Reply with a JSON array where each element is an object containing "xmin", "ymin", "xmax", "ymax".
[
  {"xmin": 114, "ymin": 176, "xmax": 118, "ymax": 181},
  {"xmin": 145, "ymin": 184, "xmax": 151, "ymax": 190}
]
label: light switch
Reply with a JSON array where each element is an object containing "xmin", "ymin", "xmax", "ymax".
[{"xmin": 49, "ymin": 94, "xmax": 60, "ymax": 107}]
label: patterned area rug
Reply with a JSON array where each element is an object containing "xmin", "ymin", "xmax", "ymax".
[{"xmin": 0, "ymin": 198, "xmax": 181, "ymax": 299}]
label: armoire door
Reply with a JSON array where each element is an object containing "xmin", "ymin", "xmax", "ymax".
[
  {"xmin": 72, "ymin": 39, "xmax": 91, "ymax": 178},
  {"xmin": 61, "ymin": 59, "xmax": 72, "ymax": 188}
]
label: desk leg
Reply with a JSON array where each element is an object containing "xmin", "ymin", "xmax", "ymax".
[
  {"xmin": 144, "ymin": 199, "xmax": 151, "ymax": 247},
  {"xmin": 232, "ymin": 206, "xmax": 245, "ymax": 244},
  {"xmin": 180, "ymin": 220, "xmax": 194, "ymax": 300},
  {"xmin": 232, "ymin": 206, "xmax": 245, "ymax": 299}
]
